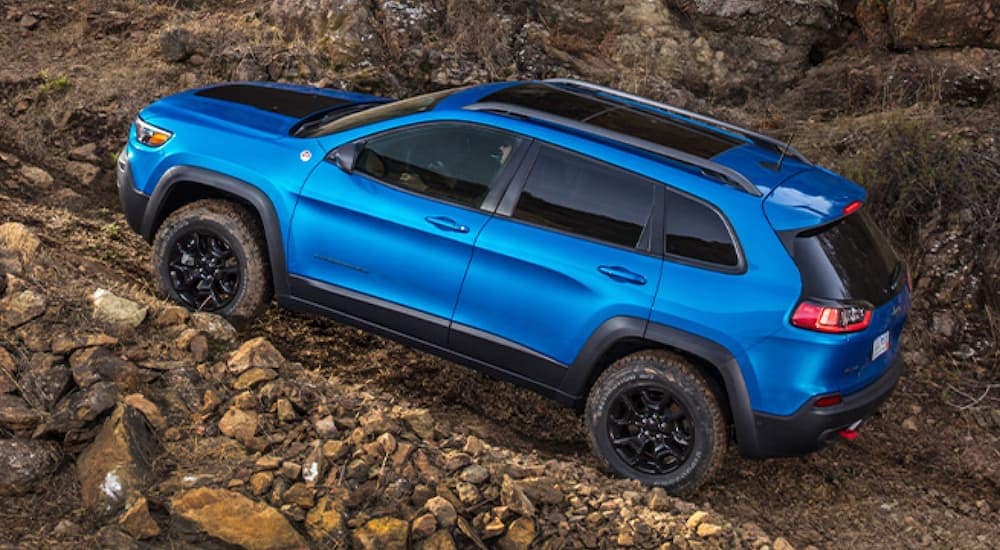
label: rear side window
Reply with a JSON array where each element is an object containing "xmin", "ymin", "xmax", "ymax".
[
  {"xmin": 791, "ymin": 212, "xmax": 901, "ymax": 305},
  {"xmin": 356, "ymin": 123, "xmax": 524, "ymax": 209},
  {"xmin": 513, "ymin": 146, "xmax": 655, "ymax": 248},
  {"xmin": 664, "ymin": 192, "xmax": 739, "ymax": 267}
]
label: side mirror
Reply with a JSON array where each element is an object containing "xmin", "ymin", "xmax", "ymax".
[{"xmin": 329, "ymin": 142, "xmax": 361, "ymax": 173}]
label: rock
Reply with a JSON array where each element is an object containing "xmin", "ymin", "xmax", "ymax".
[
  {"xmin": 51, "ymin": 332, "xmax": 118, "ymax": 355},
  {"xmin": 279, "ymin": 461, "xmax": 302, "ymax": 480},
  {"xmin": 276, "ymin": 398, "xmax": 297, "ymax": 422},
  {"xmin": 266, "ymin": 0, "xmax": 375, "ymax": 67},
  {"xmin": 401, "ymin": 408, "xmax": 435, "ymax": 439},
  {"xmin": 902, "ymin": 416, "xmax": 919, "ymax": 431},
  {"xmin": 501, "ymin": 475, "xmax": 536, "ymax": 517},
  {"xmin": 0, "ymin": 394, "xmax": 43, "ymax": 432},
  {"xmin": 306, "ymin": 496, "xmax": 346, "ymax": 542},
  {"xmin": 283, "ymin": 482, "xmax": 316, "ymax": 508},
  {"xmin": 352, "ymin": 516, "xmax": 409, "ymax": 550},
  {"xmin": 774, "ymin": 536, "xmax": 796, "ymax": 550},
  {"xmin": 91, "ymin": 289, "xmax": 147, "ymax": 329},
  {"xmin": 0, "ymin": 290, "xmax": 47, "ymax": 328},
  {"xmin": 65, "ymin": 161, "xmax": 99, "ymax": 186},
  {"xmin": 249, "ymin": 471, "xmax": 273, "ymax": 496},
  {"xmin": 483, "ymin": 514, "xmax": 506, "ymax": 538},
  {"xmin": 171, "ymin": 487, "xmax": 306, "ymax": 550},
  {"xmin": 322, "ymin": 439, "xmax": 348, "ymax": 461},
  {"xmin": 455, "ymin": 481, "xmax": 480, "ymax": 505},
  {"xmin": 218, "ymin": 407, "xmax": 258, "ymax": 444},
  {"xmin": 648, "ymin": 487, "xmax": 671, "ymax": 511},
  {"xmin": 411, "ymin": 513, "xmax": 437, "ymax": 539},
  {"xmin": 232, "ymin": 367, "xmax": 278, "ymax": 390},
  {"xmin": 0, "ymin": 438, "xmax": 61, "ymax": 496},
  {"xmin": 123, "ymin": 394, "xmax": 166, "ymax": 430},
  {"xmin": 68, "ymin": 143, "xmax": 100, "ymax": 163},
  {"xmin": 313, "ymin": 414, "xmax": 338, "ymax": 437},
  {"xmin": 697, "ymin": 522, "xmax": 723, "ymax": 537},
  {"xmin": 498, "ymin": 517, "xmax": 536, "ymax": 550},
  {"xmin": 160, "ymin": 28, "xmax": 198, "ymax": 62},
  {"xmin": 420, "ymin": 529, "xmax": 457, "ymax": 550},
  {"xmin": 19, "ymin": 13, "xmax": 40, "ymax": 30},
  {"xmin": 0, "ymin": 347, "xmax": 17, "ymax": 394},
  {"xmin": 69, "ymin": 346, "xmax": 134, "ymax": 388},
  {"xmin": 70, "ymin": 380, "xmax": 118, "ymax": 423},
  {"xmin": 119, "ymin": 496, "xmax": 161, "ymax": 539},
  {"xmin": 77, "ymin": 405, "xmax": 159, "ymax": 517},
  {"xmin": 153, "ymin": 305, "xmax": 189, "ymax": 327},
  {"xmin": 227, "ymin": 337, "xmax": 284, "ymax": 374},
  {"xmin": 886, "ymin": 1, "xmax": 999, "ymax": 50},
  {"xmin": 52, "ymin": 519, "xmax": 82, "ymax": 539},
  {"xmin": 459, "ymin": 464, "xmax": 490, "ymax": 484},
  {"xmin": 19, "ymin": 165, "xmax": 52, "ymax": 187},
  {"xmin": 687, "ymin": 510, "xmax": 709, "ymax": 530},
  {"xmin": 302, "ymin": 445, "xmax": 325, "ymax": 485},
  {"xmin": 425, "ymin": 496, "xmax": 457, "ymax": 528},
  {"xmin": 516, "ymin": 477, "xmax": 563, "ymax": 505},
  {"xmin": 190, "ymin": 312, "xmax": 237, "ymax": 341},
  {"xmin": 0, "ymin": 223, "xmax": 41, "ymax": 263}
]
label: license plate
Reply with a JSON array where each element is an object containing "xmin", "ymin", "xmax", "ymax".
[{"xmin": 872, "ymin": 331, "xmax": 890, "ymax": 360}]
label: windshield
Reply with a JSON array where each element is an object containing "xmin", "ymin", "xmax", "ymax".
[{"xmin": 296, "ymin": 87, "xmax": 463, "ymax": 138}]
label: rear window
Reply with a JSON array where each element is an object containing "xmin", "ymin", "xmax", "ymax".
[{"xmin": 791, "ymin": 212, "xmax": 901, "ymax": 305}]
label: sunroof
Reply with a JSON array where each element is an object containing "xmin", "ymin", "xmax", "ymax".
[{"xmin": 477, "ymin": 83, "xmax": 741, "ymax": 159}]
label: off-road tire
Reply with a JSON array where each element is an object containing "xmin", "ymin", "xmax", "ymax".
[
  {"xmin": 585, "ymin": 350, "xmax": 727, "ymax": 494},
  {"xmin": 152, "ymin": 199, "xmax": 271, "ymax": 323}
]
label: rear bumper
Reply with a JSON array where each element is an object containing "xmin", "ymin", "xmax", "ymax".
[
  {"xmin": 744, "ymin": 351, "xmax": 904, "ymax": 457},
  {"xmin": 116, "ymin": 147, "xmax": 149, "ymax": 239}
]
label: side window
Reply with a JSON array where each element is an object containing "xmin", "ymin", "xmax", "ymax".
[
  {"xmin": 512, "ymin": 146, "xmax": 655, "ymax": 248},
  {"xmin": 664, "ymin": 191, "xmax": 739, "ymax": 267},
  {"xmin": 356, "ymin": 124, "xmax": 524, "ymax": 209}
]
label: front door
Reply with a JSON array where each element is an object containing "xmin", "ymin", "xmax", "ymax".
[{"xmin": 288, "ymin": 122, "xmax": 528, "ymax": 345}]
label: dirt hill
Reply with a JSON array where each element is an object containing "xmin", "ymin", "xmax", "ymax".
[{"xmin": 0, "ymin": 1, "xmax": 997, "ymax": 548}]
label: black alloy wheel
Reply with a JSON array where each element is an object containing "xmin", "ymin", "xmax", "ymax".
[
  {"xmin": 167, "ymin": 229, "xmax": 241, "ymax": 311},
  {"xmin": 607, "ymin": 385, "xmax": 694, "ymax": 475}
]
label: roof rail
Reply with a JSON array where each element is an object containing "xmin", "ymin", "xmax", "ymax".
[
  {"xmin": 544, "ymin": 78, "xmax": 810, "ymax": 164},
  {"xmin": 466, "ymin": 101, "xmax": 762, "ymax": 196}
]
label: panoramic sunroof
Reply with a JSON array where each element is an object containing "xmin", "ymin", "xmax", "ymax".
[{"xmin": 478, "ymin": 83, "xmax": 741, "ymax": 159}]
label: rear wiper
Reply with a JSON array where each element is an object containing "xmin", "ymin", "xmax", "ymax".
[
  {"xmin": 292, "ymin": 102, "xmax": 379, "ymax": 137},
  {"xmin": 888, "ymin": 262, "xmax": 904, "ymax": 292}
]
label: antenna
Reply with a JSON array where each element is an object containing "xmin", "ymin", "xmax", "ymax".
[{"xmin": 776, "ymin": 130, "xmax": 796, "ymax": 171}]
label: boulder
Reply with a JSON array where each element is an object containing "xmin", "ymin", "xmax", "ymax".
[
  {"xmin": 77, "ymin": 405, "xmax": 159, "ymax": 517},
  {"xmin": 0, "ymin": 438, "xmax": 61, "ymax": 496},
  {"xmin": 65, "ymin": 161, "xmax": 100, "ymax": 186},
  {"xmin": 18, "ymin": 165, "xmax": 53, "ymax": 188},
  {"xmin": 227, "ymin": 337, "xmax": 285, "ymax": 374},
  {"xmin": 0, "ymin": 290, "xmax": 47, "ymax": 328},
  {"xmin": 68, "ymin": 143, "xmax": 100, "ymax": 163},
  {"xmin": 91, "ymin": 289, "xmax": 147, "ymax": 329},
  {"xmin": 888, "ymin": 0, "xmax": 999, "ymax": 49},
  {"xmin": 352, "ymin": 516, "xmax": 409, "ymax": 550},
  {"xmin": 190, "ymin": 312, "xmax": 237, "ymax": 341},
  {"xmin": 171, "ymin": 487, "xmax": 307, "ymax": 549}
]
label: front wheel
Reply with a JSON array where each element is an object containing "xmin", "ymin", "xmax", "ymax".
[
  {"xmin": 585, "ymin": 350, "xmax": 727, "ymax": 494},
  {"xmin": 152, "ymin": 199, "xmax": 271, "ymax": 323}
]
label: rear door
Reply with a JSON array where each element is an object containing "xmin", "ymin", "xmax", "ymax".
[
  {"xmin": 450, "ymin": 143, "xmax": 663, "ymax": 387},
  {"xmin": 288, "ymin": 122, "xmax": 528, "ymax": 345}
]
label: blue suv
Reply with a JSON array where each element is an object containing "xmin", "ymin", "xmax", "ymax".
[{"xmin": 118, "ymin": 79, "xmax": 910, "ymax": 492}]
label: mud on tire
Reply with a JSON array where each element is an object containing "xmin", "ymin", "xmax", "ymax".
[
  {"xmin": 585, "ymin": 350, "xmax": 727, "ymax": 494},
  {"xmin": 152, "ymin": 199, "xmax": 271, "ymax": 323}
]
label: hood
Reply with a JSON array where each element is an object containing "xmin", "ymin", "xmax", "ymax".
[{"xmin": 139, "ymin": 82, "xmax": 387, "ymax": 137}]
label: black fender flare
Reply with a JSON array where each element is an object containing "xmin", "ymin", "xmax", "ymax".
[
  {"xmin": 562, "ymin": 316, "xmax": 761, "ymax": 457},
  {"xmin": 140, "ymin": 165, "xmax": 290, "ymax": 297}
]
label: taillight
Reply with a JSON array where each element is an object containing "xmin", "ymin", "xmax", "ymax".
[
  {"xmin": 791, "ymin": 301, "xmax": 871, "ymax": 333},
  {"xmin": 814, "ymin": 394, "xmax": 842, "ymax": 407},
  {"xmin": 842, "ymin": 200, "xmax": 863, "ymax": 215}
]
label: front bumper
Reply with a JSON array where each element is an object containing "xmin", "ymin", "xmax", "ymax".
[
  {"xmin": 746, "ymin": 351, "xmax": 904, "ymax": 457},
  {"xmin": 117, "ymin": 147, "xmax": 149, "ymax": 239}
]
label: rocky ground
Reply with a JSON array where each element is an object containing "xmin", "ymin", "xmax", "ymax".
[{"xmin": 1, "ymin": 0, "xmax": 998, "ymax": 549}]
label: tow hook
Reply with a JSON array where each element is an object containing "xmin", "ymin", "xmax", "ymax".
[{"xmin": 838, "ymin": 419, "xmax": 864, "ymax": 441}]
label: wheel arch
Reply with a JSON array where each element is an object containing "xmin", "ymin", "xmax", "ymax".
[
  {"xmin": 564, "ymin": 317, "xmax": 762, "ymax": 456},
  {"xmin": 141, "ymin": 166, "xmax": 289, "ymax": 297}
]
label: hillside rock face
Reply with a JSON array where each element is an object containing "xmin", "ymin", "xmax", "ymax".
[{"xmin": 857, "ymin": 0, "xmax": 1000, "ymax": 50}]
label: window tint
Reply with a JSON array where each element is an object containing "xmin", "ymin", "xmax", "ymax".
[
  {"xmin": 356, "ymin": 124, "xmax": 524, "ymax": 208},
  {"xmin": 664, "ymin": 192, "xmax": 739, "ymax": 267},
  {"xmin": 791, "ymin": 212, "xmax": 900, "ymax": 305},
  {"xmin": 513, "ymin": 146, "xmax": 655, "ymax": 248},
  {"xmin": 305, "ymin": 87, "xmax": 462, "ymax": 137}
]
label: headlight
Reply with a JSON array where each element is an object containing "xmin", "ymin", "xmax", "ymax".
[{"xmin": 135, "ymin": 117, "xmax": 173, "ymax": 147}]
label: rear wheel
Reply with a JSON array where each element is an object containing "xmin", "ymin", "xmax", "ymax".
[
  {"xmin": 585, "ymin": 350, "xmax": 727, "ymax": 494},
  {"xmin": 152, "ymin": 199, "xmax": 271, "ymax": 323}
]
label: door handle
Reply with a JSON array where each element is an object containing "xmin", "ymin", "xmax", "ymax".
[
  {"xmin": 424, "ymin": 216, "xmax": 469, "ymax": 234},
  {"xmin": 598, "ymin": 265, "xmax": 647, "ymax": 285}
]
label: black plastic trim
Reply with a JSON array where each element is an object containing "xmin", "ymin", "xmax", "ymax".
[
  {"xmin": 141, "ymin": 166, "xmax": 290, "ymax": 297},
  {"xmin": 289, "ymin": 275, "xmax": 449, "ymax": 346},
  {"xmin": 750, "ymin": 352, "xmax": 904, "ymax": 457},
  {"xmin": 117, "ymin": 151, "xmax": 149, "ymax": 236},
  {"xmin": 449, "ymin": 323, "xmax": 567, "ymax": 387}
]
